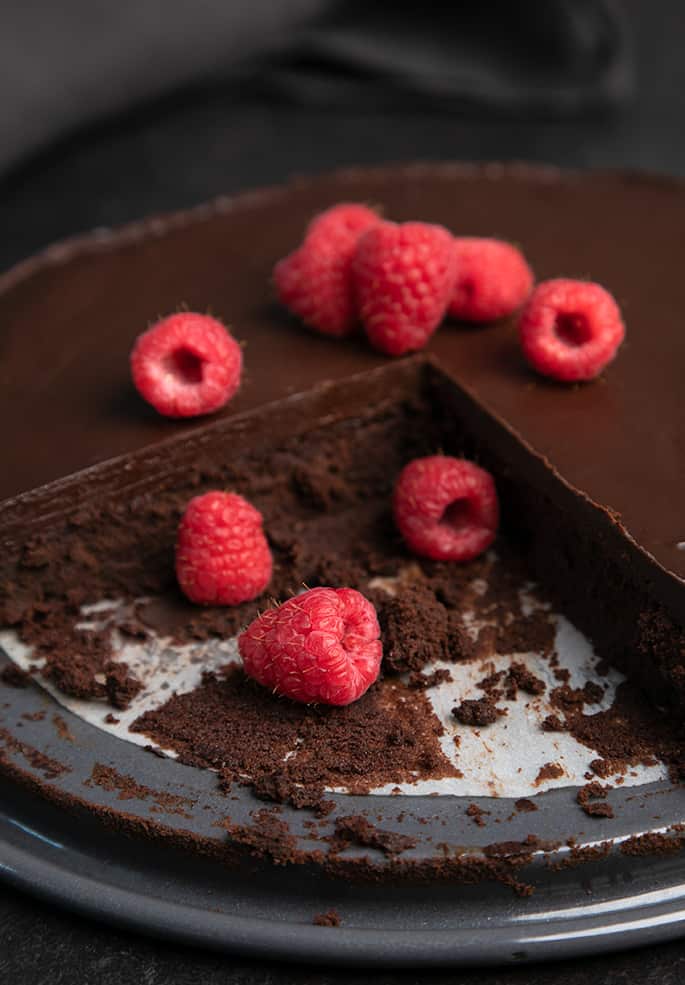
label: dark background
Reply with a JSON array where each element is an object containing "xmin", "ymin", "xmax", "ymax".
[{"xmin": 2, "ymin": 0, "xmax": 685, "ymax": 981}]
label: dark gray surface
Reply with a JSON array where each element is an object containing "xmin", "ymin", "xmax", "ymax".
[
  {"xmin": 2, "ymin": 0, "xmax": 685, "ymax": 980},
  {"xmin": 0, "ymin": 1, "xmax": 630, "ymax": 177}
]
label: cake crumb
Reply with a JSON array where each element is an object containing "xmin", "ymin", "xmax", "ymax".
[
  {"xmin": 452, "ymin": 697, "xmax": 505, "ymax": 727},
  {"xmin": 577, "ymin": 781, "xmax": 614, "ymax": 818},
  {"xmin": 466, "ymin": 803, "xmax": 490, "ymax": 827},
  {"xmin": 313, "ymin": 909, "xmax": 341, "ymax": 927},
  {"xmin": 1, "ymin": 664, "xmax": 30, "ymax": 688},
  {"xmin": 535, "ymin": 762, "xmax": 564, "ymax": 785},
  {"xmin": 541, "ymin": 714, "xmax": 566, "ymax": 732}
]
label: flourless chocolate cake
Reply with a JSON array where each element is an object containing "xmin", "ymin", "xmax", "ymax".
[{"xmin": 1, "ymin": 163, "xmax": 684, "ymax": 877}]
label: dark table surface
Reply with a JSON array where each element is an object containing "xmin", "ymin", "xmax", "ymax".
[{"xmin": 3, "ymin": 1, "xmax": 685, "ymax": 981}]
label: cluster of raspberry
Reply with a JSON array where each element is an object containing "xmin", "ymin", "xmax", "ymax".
[{"xmin": 124, "ymin": 202, "xmax": 625, "ymax": 708}]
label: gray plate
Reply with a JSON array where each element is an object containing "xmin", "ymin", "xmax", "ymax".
[{"xmin": 2, "ymin": 656, "xmax": 685, "ymax": 967}]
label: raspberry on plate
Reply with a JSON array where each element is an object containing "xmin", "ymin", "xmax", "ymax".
[
  {"xmin": 239, "ymin": 587, "xmax": 382, "ymax": 706},
  {"xmin": 176, "ymin": 491, "xmax": 272, "ymax": 606},
  {"xmin": 393, "ymin": 455, "xmax": 499, "ymax": 562},
  {"xmin": 518, "ymin": 279, "xmax": 625, "ymax": 382},
  {"xmin": 352, "ymin": 220, "xmax": 457, "ymax": 356},
  {"xmin": 448, "ymin": 237, "xmax": 533, "ymax": 323},
  {"xmin": 274, "ymin": 202, "xmax": 379, "ymax": 337},
  {"xmin": 130, "ymin": 312, "xmax": 242, "ymax": 417}
]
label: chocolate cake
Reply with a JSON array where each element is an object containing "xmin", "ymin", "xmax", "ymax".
[{"xmin": 1, "ymin": 163, "xmax": 685, "ymax": 883}]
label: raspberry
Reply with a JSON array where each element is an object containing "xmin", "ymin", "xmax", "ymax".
[
  {"xmin": 393, "ymin": 455, "xmax": 499, "ymax": 562},
  {"xmin": 518, "ymin": 279, "xmax": 625, "ymax": 382},
  {"xmin": 130, "ymin": 312, "xmax": 242, "ymax": 418},
  {"xmin": 305, "ymin": 202, "xmax": 380, "ymax": 240},
  {"xmin": 352, "ymin": 221, "xmax": 457, "ymax": 356},
  {"xmin": 274, "ymin": 203, "xmax": 378, "ymax": 337},
  {"xmin": 448, "ymin": 238, "xmax": 533, "ymax": 323},
  {"xmin": 176, "ymin": 491, "xmax": 272, "ymax": 606},
  {"xmin": 239, "ymin": 587, "xmax": 382, "ymax": 706}
]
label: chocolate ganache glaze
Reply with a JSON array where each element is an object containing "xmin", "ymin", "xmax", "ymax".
[{"xmin": 0, "ymin": 163, "xmax": 684, "ymax": 708}]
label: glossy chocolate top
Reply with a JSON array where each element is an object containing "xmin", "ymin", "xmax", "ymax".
[{"xmin": 0, "ymin": 163, "xmax": 683, "ymax": 585}]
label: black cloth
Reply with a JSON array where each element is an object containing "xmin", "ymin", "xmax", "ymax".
[{"xmin": 0, "ymin": 0, "xmax": 632, "ymax": 177}]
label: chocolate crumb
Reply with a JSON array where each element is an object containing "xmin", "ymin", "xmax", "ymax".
[
  {"xmin": 104, "ymin": 662, "xmax": 143, "ymax": 710},
  {"xmin": 52, "ymin": 714, "xmax": 74, "ymax": 742},
  {"xmin": 331, "ymin": 815, "xmax": 417, "ymax": 856},
  {"xmin": 1, "ymin": 663, "xmax": 30, "ymax": 688},
  {"xmin": 313, "ymin": 910, "xmax": 341, "ymax": 927},
  {"xmin": 86, "ymin": 763, "xmax": 194, "ymax": 817},
  {"xmin": 541, "ymin": 714, "xmax": 567, "ymax": 732},
  {"xmin": 407, "ymin": 668, "xmax": 452, "ymax": 690},
  {"xmin": 535, "ymin": 762, "xmax": 564, "ymax": 785},
  {"xmin": 508, "ymin": 661, "xmax": 546, "ymax": 696},
  {"xmin": 452, "ymin": 697, "xmax": 504, "ymax": 727},
  {"xmin": 21, "ymin": 711, "xmax": 45, "ymax": 722},
  {"xmin": 251, "ymin": 770, "xmax": 335, "ymax": 818},
  {"xmin": 577, "ymin": 781, "xmax": 614, "ymax": 818},
  {"xmin": 0, "ymin": 726, "xmax": 69, "ymax": 779},
  {"xmin": 466, "ymin": 803, "xmax": 490, "ymax": 827}
]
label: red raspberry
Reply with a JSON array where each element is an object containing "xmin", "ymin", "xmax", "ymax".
[
  {"xmin": 518, "ymin": 279, "xmax": 625, "ymax": 382},
  {"xmin": 352, "ymin": 221, "xmax": 457, "ymax": 356},
  {"xmin": 393, "ymin": 455, "xmax": 499, "ymax": 562},
  {"xmin": 176, "ymin": 491, "xmax": 272, "ymax": 606},
  {"xmin": 448, "ymin": 238, "xmax": 533, "ymax": 322},
  {"xmin": 239, "ymin": 587, "xmax": 382, "ymax": 706},
  {"xmin": 130, "ymin": 312, "xmax": 242, "ymax": 418},
  {"xmin": 305, "ymin": 202, "xmax": 380, "ymax": 240},
  {"xmin": 274, "ymin": 203, "xmax": 379, "ymax": 337}
]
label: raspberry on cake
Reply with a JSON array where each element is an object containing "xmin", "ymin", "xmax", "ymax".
[
  {"xmin": 273, "ymin": 202, "xmax": 378, "ymax": 337},
  {"xmin": 352, "ymin": 220, "xmax": 457, "ymax": 356},
  {"xmin": 130, "ymin": 312, "xmax": 242, "ymax": 417},
  {"xmin": 393, "ymin": 455, "xmax": 499, "ymax": 562},
  {"xmin": 448, "ymin": 237, "xmax": 534, "ymax": 323},
  {"xmin": 518, "ymin": 279, "xmax": 625, "ymax": 382},
  {"xmin": 176, "ymin": 491, "xmax": 272, "ymax": 606},
  {"xmin": 239, "ymin": 587, "xmax": 382, "ymax": 706}
]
